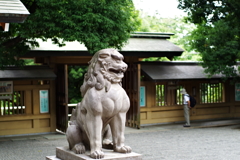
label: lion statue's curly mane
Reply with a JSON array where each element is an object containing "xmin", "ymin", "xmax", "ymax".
[{"xmin": 80, "ymin": 48, "xmax": 125, "ymax": 96}]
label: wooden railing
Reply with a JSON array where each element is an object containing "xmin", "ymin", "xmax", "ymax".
[{"xmin": 0, "ymin": 91, "xmax": 25, "ymax": 116}]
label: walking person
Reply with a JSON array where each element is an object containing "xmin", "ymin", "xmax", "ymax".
[{"xmin": 180, "ymin": 88, "xmax": 191, "ymax": 127}]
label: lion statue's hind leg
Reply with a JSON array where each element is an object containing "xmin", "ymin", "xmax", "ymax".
[
  {"xmin": 72, "ymin": 143, "xmax": 86, "ymax": 154},
  {"xmin": 66, "ymin": 122, "xmax": 87, "ymax": 154},
  {"xmin": 66, "ymin": 103, "xmax": 89, "ymax": 154}
]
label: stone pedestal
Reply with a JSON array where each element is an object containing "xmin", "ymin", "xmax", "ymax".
[{"xmin": 46, "ymin": 146, "xmax": 142, "ymax": 160}]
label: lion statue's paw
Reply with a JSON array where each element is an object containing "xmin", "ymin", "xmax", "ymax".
[
  {"xmin": 114, "ymin": 145, "xmax": 132, "ymax": 153},
  {"xmin": 72, "ymin": 143, "xmax": 86, "ymax": 154},
  {"xmin": 102, "ymin": 138, "xmax": 113, "ymax": 149},
  {"xmin": 90, "ymin": 150, "xmax": 104, "ymax": 159}
]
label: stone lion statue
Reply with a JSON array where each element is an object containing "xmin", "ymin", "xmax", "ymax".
[{"xmin": 66, "ymin": 48, "xmax": 131, "ymax": 159}]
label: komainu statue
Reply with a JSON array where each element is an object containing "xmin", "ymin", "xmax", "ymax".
[{"xmin": 66, "ymin": 48, "xmax": 131, "ymax": 159}]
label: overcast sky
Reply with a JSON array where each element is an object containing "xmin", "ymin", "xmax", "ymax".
[{"xmin": 132, "ymin": 0, "xmax": 187, "ymax": 18}]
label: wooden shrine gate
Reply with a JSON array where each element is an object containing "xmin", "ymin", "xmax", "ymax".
[
  {"xmin": 55, "ymin": 62, "xmax": 141, "ymax": 132},
  {"xmin": 56, "ymin": 64, "xmax": 69, "ymax": 132}
]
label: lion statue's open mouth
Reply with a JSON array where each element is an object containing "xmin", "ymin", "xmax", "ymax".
[
  {"xmin": 108, "ymin": 68, "xmax": 125, "ymax": 78},
  {"xmin": 66, "ymin": 48, "xmax": 131, "ymax": 159}
]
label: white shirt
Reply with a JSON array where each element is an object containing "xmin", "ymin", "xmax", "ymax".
[{"xmin": 183, "ymin": 94, "xmax": 190, "ymax": 104}]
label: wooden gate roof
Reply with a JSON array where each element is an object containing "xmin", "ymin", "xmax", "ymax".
[
  {"xmin": 0, "ymin": 66, "xmax": 56, "ymax": 80},
  {"xmin": 24, "ymin": 32, "xmax": 184, "ymax": 59},
  {"xmin": 141, "ymin": 61, "xmax": 222, "ymax": 81}
]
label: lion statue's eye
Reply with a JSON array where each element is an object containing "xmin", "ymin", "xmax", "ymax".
[{"xmin": 111, "ymin": 54, "xmax": 122, "ymax": 62}]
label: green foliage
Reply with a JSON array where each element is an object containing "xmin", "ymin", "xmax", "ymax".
[
  {"xmin": 142, "ymin": 57, "xmax": 170, "ymax": 62},
  {"xmin": 178, "ymin": 0, "xmax": 240, "ymax": 79},
  {"xmin": 189, "ymin": 20, "xmax": 239, "ymax": 78},
  {"xmin": 0, "ymin": 0, "xmax": 140, "ymax": 68},
  {"xmin": 178, "ymin": 0, "xmax": 240, "ymax": 25},
  {"xmin": 156, "ymin": 84, "xmax": 165, "ymax": 106},
  {"xmin": 136, "ymin": 12, "xmax": 199, "ymax": 61},
  {"xmin": 68, "ymin": 66, "xmax": 88, "ymax": 103},
  {"xmin": 200, "ymin": 83, "xmax": 223, "ymax": 103},
  {"xmin": 23, "ymin": 59, "xmax": 39, "ymax": 65}
]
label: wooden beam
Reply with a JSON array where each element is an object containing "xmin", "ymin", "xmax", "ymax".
[
  {"xmin": 34, "ymin": 57, "xmax": 45, "ymax": 64},
  {"xmin": 51, "ymin": 57, "xmax": 91, "ymax": 64}
]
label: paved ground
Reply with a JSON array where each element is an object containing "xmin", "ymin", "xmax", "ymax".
[{"xmin": 1, "ymin": 119, "xmax": 240, "ymax": 160}]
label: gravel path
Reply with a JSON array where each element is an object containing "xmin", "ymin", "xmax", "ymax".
[{"xmin": 1, "ymin": 122, "xmax": 240, "ymax": 160}]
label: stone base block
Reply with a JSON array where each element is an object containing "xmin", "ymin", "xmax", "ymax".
[
  {"xmin": 46, "ymin": 156, "xmax": 61, "ymax": 160},
  {"xmin": 46, "ymin": 146, "xmax": 142, "ymax": 160}
]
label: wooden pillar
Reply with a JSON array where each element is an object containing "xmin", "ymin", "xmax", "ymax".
[
  {"xmin": 123, "ymin": 57, "xmax": 141, "ymax": 129},
  {"xmin": 55, "ymin": 64, "xmax": 69, "ymax": 132},
  {"xmin": 50, "ymin": 79, "xmax": 56, "ymax": 132}
]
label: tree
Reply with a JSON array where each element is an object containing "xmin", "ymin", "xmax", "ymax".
[
  {"xmin": 136, "ymin": 12, "xmax": 200, "ymax": 61},
  {"xmin": 0, "ymin": 0, "xmax": 140, "ymax": 69},
  {"xmin": 178, "ymin": 0, "xmax": 240, "ymax": 79},
  {"xmin": 68, "ymin": 65, "xmax": 88, "ymax": 103}
]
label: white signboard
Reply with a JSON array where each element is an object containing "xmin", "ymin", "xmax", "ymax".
[{"xmin": 40, "ymin": 90, "xmax": 49, "ymax": 113}]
